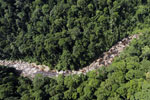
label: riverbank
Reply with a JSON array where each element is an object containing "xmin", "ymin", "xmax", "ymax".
[{"xmin": 0, "ymin": 34, "xmax": 139, "ymax": 78}]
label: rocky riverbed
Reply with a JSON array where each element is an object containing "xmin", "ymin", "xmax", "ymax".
[{"xmin": 0, "ymin": 34, "xmax": 139, "ymax": 78}]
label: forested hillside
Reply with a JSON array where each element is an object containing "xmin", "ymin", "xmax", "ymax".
[
  {"xmin": 1, "ymin": 31, "xmax": 150, "ymax": 100},
  {"xmin": 0, "ymin": 0, "xmax": 150, "ymax": 70}
]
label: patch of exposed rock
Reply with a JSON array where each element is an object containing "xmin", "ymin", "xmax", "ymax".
[{"xmin": 0, "ymin": 34, "xmax": 139, "ymax": 78}]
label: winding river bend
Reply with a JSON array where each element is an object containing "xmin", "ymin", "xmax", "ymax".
[{"xmin": 0, "ymin": 34, "xmax": 139, "ymax": 78}]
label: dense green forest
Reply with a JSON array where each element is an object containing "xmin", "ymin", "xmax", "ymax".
[
  {"xmin": 0, "ymin": 0, "xmax": 150, "ymax": 70},
  {"xmin": 1, "ymin": 31, "xmax": 150, "ymax": 100}
]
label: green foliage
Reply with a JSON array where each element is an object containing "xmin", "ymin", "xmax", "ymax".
[
  {"xmin": 0, "ymin": 66, "xmax": 20, "ymax": 99},
  {"xmin": 1, "ymin": 0, "xmax": 150, "ymax": 70},
  {"xmin": 1, "ymin": 0, "xmax": 150, "ymax": 99}
]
